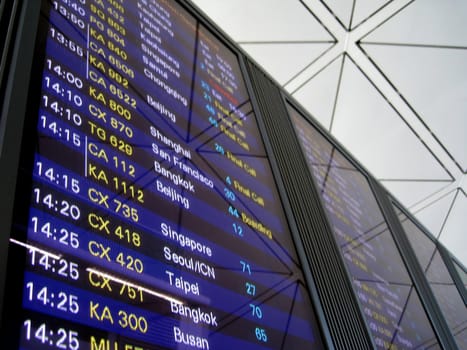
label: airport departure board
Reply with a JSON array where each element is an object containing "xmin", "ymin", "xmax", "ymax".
[
  {"xmin": 395, "ymin": 206, "xmax": 467, "ymax": 348},
  {"xmin": 288, "ymin": 104, "xmax": 441, "ymax": 349},
  {"xmin": 5, "ymin": 1, "xmax": 327, "ymax": 349}
]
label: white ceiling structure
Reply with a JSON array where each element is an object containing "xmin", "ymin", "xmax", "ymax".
[{"xmin": 190, "ymin": 0, "xmax": 467, "ymax": 267}]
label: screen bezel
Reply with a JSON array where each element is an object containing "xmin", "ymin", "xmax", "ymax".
[{"xmin": 0, "ymin": 1, "xmax": 43, "ymax": 331}]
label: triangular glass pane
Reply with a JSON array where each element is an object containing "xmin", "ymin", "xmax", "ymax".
[
  {"xmin": 290, "ymin": 56, "xmax": 343, "ymax": 130},
  {"xmin": 414, "ymin": 190, "xmax": 457, "ymax": 238},
  {"xmin": 351, "ymin": 0, "xmax": 392, "ymax": 29},
  {"xmin": 241, "ymin": 43, "xmax": 333, "ymax": 85},
  {"xmin": 362, "ymin": 44, "xmax": 467, "ymax": 170},
  {"xmin": 382, "ymin": 180, "xmax": 451, "ymax": 209},
  {"xmin": 438, "ymin": 193, "xmax": 467, "ymax": 267},
  {"xmin": 320, "ymin": 0, "xmax": 353, "ymax": 30},
  {"xmin": 362, "ymin": 0, "xmax": 467, "ymax": 46},
  {"xmin": 191, "ymin": 0, "xmax": 333, "ymax": 41},
  {"xmin": 331, "ymin": 58, "xmax": 450, "ymax": 180}
]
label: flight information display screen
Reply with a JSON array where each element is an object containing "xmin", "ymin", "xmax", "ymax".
[
  {"xmin": 288, "ymin": 104, "xmax": 440, "ymax": 349},
  {"xmin": 5, "ymin": 1, "xmax": 327, "ymax": 349},
  {"xmin": 395, "ymin": 206, "xmax": 467, "ymax": 348}
]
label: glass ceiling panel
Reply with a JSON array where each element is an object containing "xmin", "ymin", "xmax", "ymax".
[
  {"xmin": 413, "ymin": 190, "xmax": 457, "ymax": 238},
  {"xmin": 291, "ymin": 56, "xmax": 344, "ymax": 130},
  {"xmin": 352, "ymin": 0, "xmax": 392, "ymax": 29},
  {"xmin": 361, "ymin": 44, "xmax": 467, "ymax": 170},
  {"xmin": 332, "ymin": 57, "xmax": 450, "ymax": 180},
  {"xmin": 191, "ymin": 0, "xmax": 334, "ymax": 42},
  {"xmin": 438, "ymin": 193, "xmax": 467, "ymax": 267},
  {"xmin": 362, "ymin": 0, "xmax": 467, "ymax": 46},
  {"xmin": 320, "ymin": 0, "xmax": 353, "ymax": 29},
  {"xmin": 241, "ymin": 43, "xmax": 333, "ymax": 86},
  {"xmin": 320, "ymin": 0, "xmax": 392, "ymax": 30},
  {"xmin": 382, "ymin": 181, "xmax": 451, "ymax": 211}
]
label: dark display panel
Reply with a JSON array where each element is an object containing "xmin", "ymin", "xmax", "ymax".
[
  {"xmin": 287, "ymin": 104, "xmax": 441, "ymax": 349},
  {"xmin": 3, "ymin": 0, "xmax": 327, "ymax": 349},
  {"xmin": 394, "ymin": 206, "xmax": 467, "ymax": 348}
]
